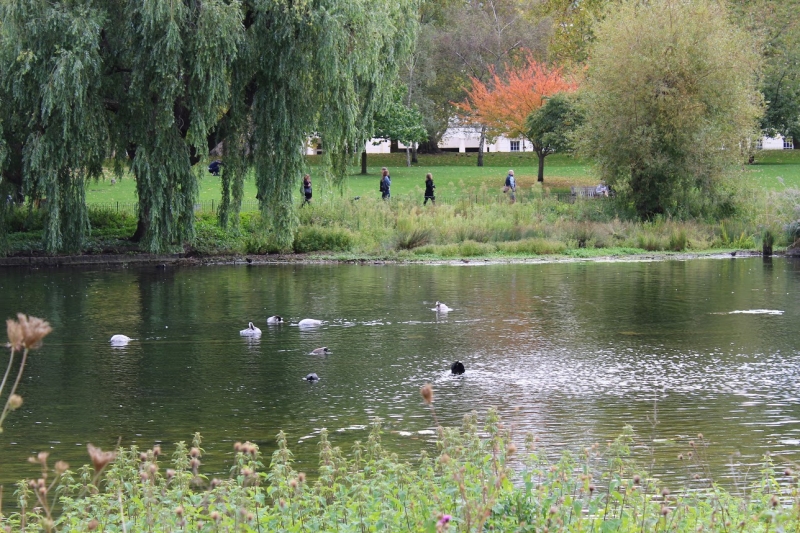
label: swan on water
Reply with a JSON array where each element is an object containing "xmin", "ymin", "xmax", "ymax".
[
  {"xmin": 310, "ymin": 347, "xmax": 331, "ymax": 355},
  {"xmin": 305, "ymin": 373, "xmax": 320, "ymax": 382},
  {"xmin": 240, "ymin": 322, "xmax": 262, "ymax": 338},
  {"xmin": 109, "ymin": 335, "xmax": 131, "ymax": 346},
  {"xmin": 298, "ymin": 318, "xmax": 322, "ymax": 327},
  {"xmin": 432, "ymin": 301, "xmax": 452, "ymax": 312},
  {"xmin": 451, "ymin": 361, "xmax": 465, "ymax": 375},
  {"xmin": 267, "ymin": 315, "xmax": 284, "ymax": 324}
]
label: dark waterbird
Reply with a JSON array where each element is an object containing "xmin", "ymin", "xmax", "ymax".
[{"xmin": 451, "ymin": 361, "xmax": 465, "ymax": 375}]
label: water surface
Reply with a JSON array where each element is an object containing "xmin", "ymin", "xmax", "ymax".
[{"xmin": 0, "ymin": 257, "xmax": 798, "ymax": 488}]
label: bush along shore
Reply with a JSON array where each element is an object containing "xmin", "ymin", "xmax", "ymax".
[
  {"xmin": 2, "ymin": 408, "xmax": 800, "ymax": 532},
  {"xmin": 2, "ymin": 188, "xmax": 799, "ymax": 262}
]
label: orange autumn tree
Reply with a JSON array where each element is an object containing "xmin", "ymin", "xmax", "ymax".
[{"xmin": 457, "ymin": 54, "xmax": 578, "ymax": 182}]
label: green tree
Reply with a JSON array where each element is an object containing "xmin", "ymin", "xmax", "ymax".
[
  {"xmin": 525, "ymin": 93, "xmax": 583, "ymax": 182},
  {"xmin": 730, "ymin": 0, "xmax": 800, "ymax": 147},
  {"xmin": 578, "ymin": 0, "xmax": 762, "ymax": 219},
  {"xmin": 0, "ymin": 0, "xmax": 417, "ymax": 253},
  {"xmin": 373, "ymin": 95, "xmax": 428, "ymax": 169}
]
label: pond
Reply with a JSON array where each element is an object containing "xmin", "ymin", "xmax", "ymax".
[{"xmin": 0, "ymin": 257, "xmax": 799, "ymax": 490}]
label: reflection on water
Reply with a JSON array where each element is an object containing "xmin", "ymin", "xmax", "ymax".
[{"xmin": 0, "ymin": 258, "xmax": 798, "ymax": 488}]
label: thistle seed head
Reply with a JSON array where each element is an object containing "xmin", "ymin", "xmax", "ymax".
[
  {"xmin": 420, "ymin": 384, "xmax": 433, "ymax": 404},
  {"xmin": 6, "ymin": 314, "xmax": 52, "ymax": 351},
  {"xmin": 87, "ymin": 444, "xmax": 116, "ymax": 472},
  {"xmin": 7, "ymin": 394, "xmax": 23, "ymax": 411}
]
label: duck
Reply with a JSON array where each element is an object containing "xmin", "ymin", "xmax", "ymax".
[
  {"xmin": 451, "ymin": 361, "xmax": 465, "ymax": 375},
  {"xmin": 304, "ymin": 373, "xmax": 320, "ymax": 382},
  {"xmin": 298, "ymin": 318, "xmax": 322, "ymax": 327},
  {"xmin": 109, "ymin": 334, "xmax": 131, "ymax": 346},
  {"xmin": 267, "ymin": 315, "xmax": 284, "ymax": 324},
  {"xmin": 240, "ymin": 322, "xmax": 262, "ymax": 338},
  {"xmin": 310, "ymin": 347, "xmax": 331, "ymax": 355},
  {"xmin": 432, "ymin": 301, "xmax": 452, "ymax": 312}
]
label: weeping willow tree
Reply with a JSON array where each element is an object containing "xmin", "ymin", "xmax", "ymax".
[
  {"xmin": 218, "ymin": 0, "xmax": 418, "ymax": 245},
  {"xmin": 0, "ymin": 0, "xmax": 417, "ymax": 253}
]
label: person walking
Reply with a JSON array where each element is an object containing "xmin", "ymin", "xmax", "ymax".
[
  {"xmin": 301, "ymin": 174, "xmax": 312, "ymax": 206},
  {"xmin": 504, "ymin": 169, "xmax": 516, "ymax": 204},
  {"xmin": 423, "ymin": 173, "xmax": 436, "ymax": 205},
  {"xmin": 380, "ymin": 167, "xmax": 391, "ymax": 200}
]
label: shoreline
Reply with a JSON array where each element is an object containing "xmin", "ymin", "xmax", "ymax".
[{"xmin": 0, "ymin": 248, "xmax": 787, "ymax": 269}]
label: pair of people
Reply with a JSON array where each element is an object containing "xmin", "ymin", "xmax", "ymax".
[{"xmin": 381, "ymin": 168, "xmax": 436, "ymax": 205}]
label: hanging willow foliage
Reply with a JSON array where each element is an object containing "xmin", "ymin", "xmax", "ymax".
[{"xmin": 0, "ymin": 0, "xmax": 417, "ymax": 253}]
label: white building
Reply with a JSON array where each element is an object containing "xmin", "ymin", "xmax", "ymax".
[{"xmin": 307, "ymin": 131, "xmax": 794, "ymax": 155}]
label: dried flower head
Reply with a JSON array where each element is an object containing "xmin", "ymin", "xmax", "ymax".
[
  {"xmin": 54, "ymin": 460, "xmax": 69, "ymax": 474},
  {"xmin": 210, "ymin": 511, "xmax": 221, "ymax": 522},
  {"xmin": 87, "ymin": 443, "xmax": 116, "ymax": 472},
  {"xmin": 7, "ymin": 394, "xmax": 23, "ymax": 411},
  {"xmin": 420, "ymin": 384, "xmax": 433, "ymax": 404},
  {"xmin": 87, "ymin": 519, "xmax": 99, "ymax": 531},
  {"xmin": 298, "ymin": 472, "xmax": 306, "ymax": 483},
  {"xmin": 190, "ymin": 447, "xmax": 201, "ymax": 458},
  {"xmin": 506, "ymin": 443, "xmax": 517, "ymax": 455},
  {"xmin": 166, "ymin": 469, "xmax": 176, "ymax": 480},
  {"xmin": 6, "ymin": 314, "xmax": 52, "ymax": 351},
  {"xmin": 152, "ymin": 445, "xmax": 161, "ymax": 456}
]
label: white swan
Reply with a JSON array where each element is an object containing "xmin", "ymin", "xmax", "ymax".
[
  {"xmin": 267, "ymin": 315, "xmax": 284, "ymax": 324},
  {"xmin": 240, "ymin": 322, "xmax": 262, "ymax": 338},
  {"xmin": 298, "ymin": 318, "xmax": 322, "ymax": 327},
  {"xmin": 310, "ymin": 347, "xmax": 331, "ymax": 355},
  {"xmin": 432, "ymin": 301, "xmax": 452, "ymax": 312},
  {"xmin": 109, "ymin": 335, "xmax": 131, "ymax": 346}
]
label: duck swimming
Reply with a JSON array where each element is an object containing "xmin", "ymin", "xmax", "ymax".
[
  {"xmin": 267, "ymin": 315, "xmax": 284, "ymax": 324},
  {"xmin": 310, "ymin": 347, "xmax": 331, "ymax": 355},
  {"xmin": 305, "ymin": 373, "xmax": 320, "ymax": 382},
  {"xmin": 433, "ymin": 301, "xmax": 452, "ymax": 312},
  {"xmin": 109, "ymin": 335, "xmax": 131, "ymax": 346},
  {"xmin": 298, "ymin": 318, "xmax": 322, "ymax": 327},
  {"xmin": 451, "ymin": 361, "xmax": 465, "ymax": 375},
  {"xmin": 240, "ymin": 322, "xmax": 262, "ymax": 338}
]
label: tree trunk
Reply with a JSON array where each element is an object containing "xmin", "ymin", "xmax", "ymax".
[
  {"xmin": 411, "ymin": 142, "xmax": 418, "ymax": 163},
  {"xmin": 405, "ymin": 146, "xmax": 411, "ymax": 167},
  {"xmin": 361, "ymin": 150, "xmax": 367, "ymax": 175},
  {"xmin": 477, "ymin": 125, "xmax": 486, "ymax": 167},
  {"xmin": 537, "ymin": 151, "xmax": 545, "ymax": 182}
]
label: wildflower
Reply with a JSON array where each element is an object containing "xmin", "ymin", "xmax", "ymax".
[
  {"xmin": 190, "ymin": 447, "xmax": 201, "ymax": 458},
  {"xmin": 152, "ymin": 445, "xmax": 161, "ymax": 456},
  {"xmin": 175, "ymin": 506, "xmax": 184, "ymax": 517},
  {"xmin": 211, "ymin": 511, "xmax": 221, "ymax": 522},
  {"xmin": 785, "ymin": 468, "xmax": 793, "ymax": 477},
  {"xmin": 6, "ymin": 314, "xmax": 52, "ymax": 351},
  {"xmin": 661, "ymin": 506, "xmax": 669, "ymax": 516},
  {"xmin": 771, "ymin": 495, "xmax": 779, "ymax": 508},
  {"xmin": 589, "ymin": 484, "xmax": 596, "ymax": 494},
  {"xmin": 210, "ymin": 478, "xmax": 221, "ymax": 488},
  {"xmin": 7, "ymin": 395, "xmax": 23, "ymax": 411},
  {"xmin": 37, "ymin": 451, "xmax": 49, "ymax": 464},
  {"xmin": 166, "ymin": 469, "xmax": 176, "ymax": 480},
  {"xmin": 298, "ymin": 472, "xmax": 306, "ymax": 483},
  {"xmin": 633, "ymin": 475, "xmax": 641, "ymax": 485},
  {"xmin": 87, "ymin": 443, "xmax": 116, "ymax": 472},
  {"xmin": 420, "ymin": 384, "xmax": 433, "ymax": 404},
  {"xmin": 506, "ymin": 443, "xmax": 517, "ymax": 455}
]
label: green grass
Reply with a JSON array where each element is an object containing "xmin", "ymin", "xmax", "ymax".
[
  {"xmin": 745, "ymin": 149, "xmax": 800, "ymax": 190},
  {"xmin": 85, "ymin": 153, "xmax": 594, "ymax": 207},
  {"xmin": 84, "ymin": 149, "xmax": 800, "ymax": 209}
]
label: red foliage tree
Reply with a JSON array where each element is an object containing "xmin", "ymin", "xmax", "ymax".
[{"xmin": 457, "ymin": 54, "xmax": 578, "ymax": 179}]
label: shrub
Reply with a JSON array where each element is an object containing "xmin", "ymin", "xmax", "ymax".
[
  {"xmin": 293, "ymin": 226, "xmax": 353, "ymax": 253},
  {"xmin": 496, "ymin": 238, "xmax": 566, "ymax": 255},
  {"xmin": 395, "ymin": 227, "xmax": 433, "ymax": 250},
  {"xmin": 668, "ymin": 228, "xmax": 688, "ymax": 251}
]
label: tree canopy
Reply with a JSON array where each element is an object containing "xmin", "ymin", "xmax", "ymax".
[
  {"xmin": 0, "ymin": 0, "xmax": 418, "ymax": 252},
  {"xmin": 578, "ymin": 0, "xmax": 763, "ymax": 219},
  {"xmin": 525, "ymin": 93, "xmax": 583, "ymax": 182}
]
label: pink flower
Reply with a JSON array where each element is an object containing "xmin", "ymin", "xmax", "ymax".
[{"xmin": 438, "ymin": 515, "xmax": 452, "ymax": 526}]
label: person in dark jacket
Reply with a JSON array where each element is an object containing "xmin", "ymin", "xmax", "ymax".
[
  {"xmin": 302, "ymin": 174, "xmax": 312, "ymax": 206},
  {"xmin": 424, "ymin": 173, "xmax": 436, "ymax": 205},
  {"xmin": 380, "ymin": 167, "xmax": 391, "ymax": 200}
]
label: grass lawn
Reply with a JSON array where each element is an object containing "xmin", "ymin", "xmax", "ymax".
[
  {"xmin": 83, "ymin": 149, "xmax": 800, "ymax": 207},
  {"xmin": 745, "ymin": 148, "xmax": 800, "ymax": 190},
  {"xmin": 85, "ymin": 152, "xmax": 594, "ymax": 207}
]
